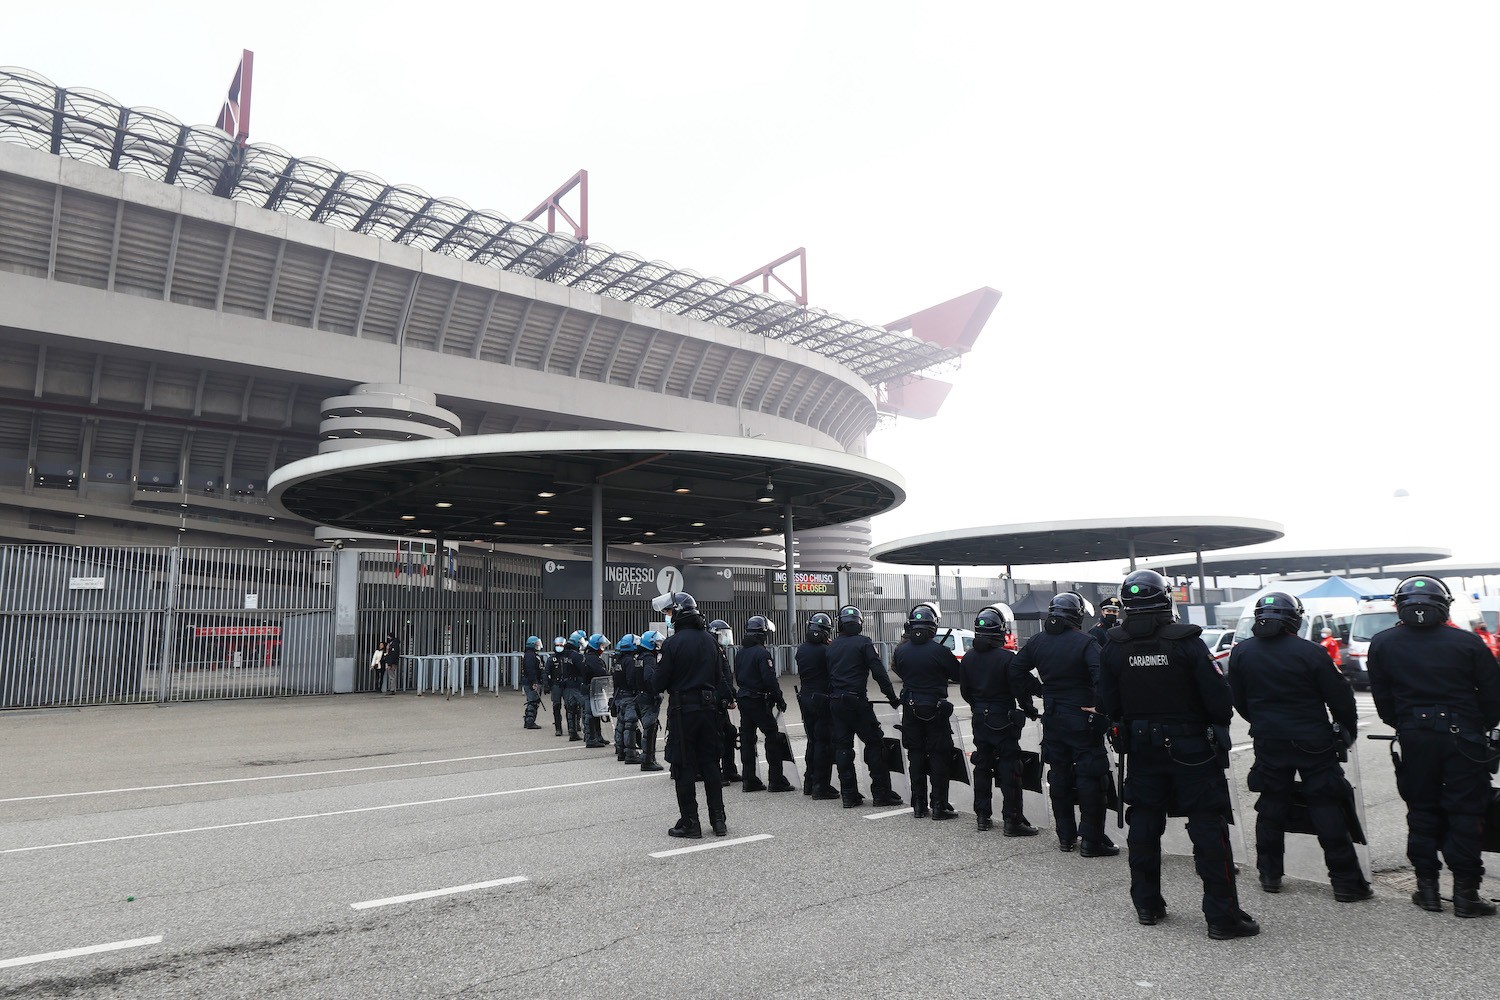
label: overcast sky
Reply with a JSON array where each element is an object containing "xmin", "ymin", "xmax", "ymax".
[{"xmin": 7, "ymin": 2, "xmax": 1498, "ymax": 581}]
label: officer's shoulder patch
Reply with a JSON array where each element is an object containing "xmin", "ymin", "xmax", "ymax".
[{"xmin": 1160, "ymin": 623, "xmax": 1203, "ymax": 640}]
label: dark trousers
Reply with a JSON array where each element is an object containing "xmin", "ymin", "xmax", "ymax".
[
  {"xmin": 549, "ymin": 683, "xmax": 564, "ymax": 731},
  {"xmin": 670, "ymin": 704, "xmax": 727, "ymax": 824},
  {"xmin": 1249, "ymin": 739, "xmax": 1363, "ymax": 887},
  {"xmin": 1042, "ymin": 707, "xmax": 1109, "ymax": 843},
  {"xmin": 1125, "ymin": 760, "xmax": 1240, "ymax": 925},
  {"xmin": 1395, "ymin": 727, "xmax": 1492, "ymax": 881},
  {"xmin": 971, "ymin": 707, "xmax": 1025, "ymax": 821},
  {"xmin": 523, "ymin": 684, "xmax": 541, "ymax": 726},
  {"xmin": 830, "ymin": 693, "xmax": 893, "ymax": 798},
  {"xmin": 563, "ymin": 686, "xmax": 584, "ymax": 738},
  {"xmin": 798, "ymin": 690, "xmax": 835, "ymax": 791},
  {"xmin": 902, "ymin": 701, "xmax": 954, "ymax": 810},
  {"xmin": 739, "ymin": 698, "xmax": 787, "ymax": 784},
  {"xmin": 719, "ymin": 707, "xmax": 739, "ymax": 779}
]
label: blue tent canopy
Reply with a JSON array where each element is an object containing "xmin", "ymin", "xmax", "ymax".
[{"xmin": 1298, "ymin": 576, "xmax": 1381, "ymax": 600}]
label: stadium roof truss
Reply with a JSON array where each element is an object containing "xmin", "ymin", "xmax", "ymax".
[{"xmin": 0, "ymin": 67, "xmax": 961, "ymax": 385}]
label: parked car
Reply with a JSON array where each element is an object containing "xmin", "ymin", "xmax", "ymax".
[{"xmin": 1200, "ymin": 627, "xmax": 1234, "ymax": 665}]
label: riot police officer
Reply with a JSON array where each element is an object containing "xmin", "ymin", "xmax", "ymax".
[
  {"xmin": 1099, "ymin": 570, "xmax": 1257, "ymax": 939},
  {"xmin": 709, "ymin": 619, "xmax": 743, "ymax": 786},
  {"xmin": 560, "ymin": 631, "xmax": 587, "ymax": 741},
  {"xmin": 1011, "ymin": 592, "xmax": 1117, "ymax": 856},
  {"xmin": 546, "ymin": 637, "xmax": 567, "ymax": 736},
  {"xmin": 1228, "ymin": 592, "xmax": 1369, "ymax": 901},
  {"xmin": 796, "ymin": 612, "xmax": 841, "ymax": 801},
  {"xmin": 613, "ymin": 634, "xmax": 643, "ymax": 764},
  {"xmin": 520, "ymin": 636, "xmax": 545, "ymax": 730},
  {"xmin": 828, "ymin": 605, "xmax": 904, "ymax": 809},
  {"xmin": 891, "ymin": 603, "xmax": 962, "ymax": 819},
  {"xmin": 961, "ymin": 604, "xmax": 1039, "ymax": 835},
  {"xmin": 583, "ymin": 634, "xmax": 612, "ymax": 749},
  {"xmin": 635, "ymin": 630, "xmax": 666, "ymax": 772},
  {"xmin": 1368, "ymin": 575, "xmax": 1500, "ymax": 917},
  {"xmin": 735, "ymin": 615, "xmax": 794, "ymax": 793},
  {"xmin": 1089, "ymin": 596, "xmax": 1123, "ymax": 646},
  {"xmin": 651, "ymin": 592, "xmax": 731, "ymax": 838}
]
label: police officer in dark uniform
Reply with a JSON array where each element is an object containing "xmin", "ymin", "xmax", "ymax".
[
  {"xmin": 547, "ymin": 637, "xmax": 567, "ymax": 736},
  {"xmin": 1368, "ymin": 575, "xmax": 1500, "ymax": 917},
  {"xmin": 613, "ymin": 634, "xmax": 643, "ymax": 764},
  {"xmin": 635, "ymin": 630, "xmax": 665, "ymax": 772},
  {"xmin": 1011, "ymin": 592, "xmax": 1117, "ymax": 856},
  {"xmin": 961, "ymin": 604, "xmax": 1039, "ymax": 835},
  {"xmin": 828, "ymin": 605, "xmax": 904, "ymax": 809},
  {"xmin": 708, "ymin": 619, "xmax": 743, "ymax": 786},
  {"xmin": 1228, "ymin": 592, "xmax": 1370, "ymax": 901},
  {"xmin": 735, "ymin": 615, "xmax": 795, "ymax": 793},
  {"xmin": 891, "ymin": 603, "xmax": 962, "ymax": 820},
  {"xmin": 583, "ymin": 634, "xmax": 612, "ymax": 749},
  {"xmin": 521, "ymin": 636, "xmax": 545, "ymax": 730},
  {"xmin": 652, "ymin": 592, "xmax": 731, "ymax": 839},
  {"xmin": 796, "ymin": 612, "xmax": 840, "ymax": 801},
  {"xmin": 1099, "ymin": 570, "xmax": 1257, "ymax": 939},
  {"xmin": 1089, "ymin": 596, "xmax": 1123, "ymax": 646},
  {"xmin": 560, "ymin": 631, "xmax": 587, "ymax": 741}
]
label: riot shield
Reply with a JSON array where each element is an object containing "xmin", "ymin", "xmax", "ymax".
[
  {"xmin": 1158, "ymin": 743, "xmax": 1251, "ymax": 865},
  {"xmin": 1485, "ymin": 788, "xmax": 1500, "ymax": 855},
  {"xmin": 767, "ymin": 707, "xmax": 796, "ymax": 765},
  {"xmin": 589, "ymin": 676, "xmax": 611, "ymax": 719},
  {"xmin": 1270, "ymin": 743, "xmax": 1370, "ymax": 883},
  {"xmin": 948, "ymin": 712, "xmax": 971, "ymax": 786},
  {"xmin": 1022, "ymin": 720, "xmax": 1052, "ymax": 827}
]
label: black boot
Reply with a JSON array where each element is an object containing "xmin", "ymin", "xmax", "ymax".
[
  {"xmin": 742, "ymin": 775, "xmax": 767, "ymax": 793},
  {"xmin": 1454, "ymin": 879, "xmax": 1497, "ymax": 918},
  {"xmin": 639, "ymin": 724, "xmax": 664, "ymax": 772},
  {"xmin": 812, "ymin": 784, "xmax": 841, "ymax": 801},
  {"xmin": 668, "ymin": 817, "xmax": 702, "ymax": 839},
  {"xmin": 1003, "ymin": 818, "xmax": 1039, "ymax": 837},
  {"xmin": 623, "ymin": 729, "xmax": 642, "ymax": 765},
  {"xmin": 1412, "ymin": 876, "xmax": 1444, "ymax": 912},
  {"xmin": 977, "ymin": 816, "xmax": 993, "ymax": 832},
  {"xmin": 1080, "ymin": 838, "xmax": 1120, "ymax": 858},
  {"xmin": 709, "ymin": 810, "xmax": 728, "ymax": 837}
]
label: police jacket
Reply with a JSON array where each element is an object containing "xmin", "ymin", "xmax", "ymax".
[
  {"xmin": 613, "ymin": 652, "xmax": 638, "ymax": 694},
  {"xmin": 960, "ymin": 643, "xmax": 1026, "ymax": 710},
  {"xmin": 653, "ymin": 626, "xmax": 732, "ymax": 705},
  {"xmin": 1087, "ymin": 624, "xmax": 1112, "ymax": 647},
  {"xmin": 1368, "ymin": 623, "xmax": 1500, "ymax": 734},
  {"xmin": 1227, "ymin": 634, "xmax": 1356, "ymax": 742},
  {"xmin": 827, "ymin": 633, "xmax": 898, "ymax": 701},
  {"xmin": 795, "ymin": 641, "xmax": 831, "ymax": 694},
  {"xmin": 1009, "ymin": 627, "xmax": 1101, "ymax": 712},
  {"xmin": 637, "ymin": 650, "xmax": 659, "ymax": 695},
  {"xmin": 891, "ymin": 633, "xmax": 960, "ymax": 706},
  {"xmin": 735, "ymin": 642, "xmax": 779, "ymax": 700},
  {"xmin": 1098, "ymin": 621, "xmax": 1232, "ymax": 728},
  {"xmin": 559, "ymin": 648, "xmax": 585, "ymax": 686},
  {"xmin": 521, "ymin": 650, "xmax": 543, "ymax": 687},
  {"xmin": 545, "ymin": 652, "xmax": 564, "ymax": 687}
]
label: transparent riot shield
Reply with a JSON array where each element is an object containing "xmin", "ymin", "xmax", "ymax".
[
  {"xmin": 768, "ymin": 707, "xmax": 796, "ymax": 767},
  {"xmin": 1157, "ymin": 744, "xmax": 1251, "ymax": 864},
  {"xmin": 589, "ymin": 676, "xmax": 611, "ymax": 719},
  {"xmin": 1019, "ymin": 720, "xmax": 1052, "ymax": 828},
  {"xmin": 1234, "ymin": 742, "xmax": 1370, "ymax": 884}
]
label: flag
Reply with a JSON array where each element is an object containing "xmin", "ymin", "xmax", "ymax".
[
  {"xmin": 214, "ymin": 50, "xmax": 254, "ymax": 147},
  {"xmin": 420, "ymin": 543, "xmax": 429, "ymax": 577},
  {"xmin": 406, "ymin": 540, "xmax": 414, "ymax": 581},
  {"xmin": 394, "ymin": 540, "xmax": 403, "ymax": 578},
  {"xmin": 447, "ymin": 545, "xmax": 456, "ymax": 579}
]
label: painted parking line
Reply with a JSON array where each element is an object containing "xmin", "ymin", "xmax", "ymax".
[
  {"xmin": 352, "ymin": 875, "xmax": 529, "ymax": 910},
  {"xmin": 863, "ymin": 807, "xmax": 911, "ymax": 820},
  {"xmin": 649, "ymin": 833, "xmax": 774, "ymax": 858},
  {"xmin": 3, "ymin": 772, "xmax": 665, "ymax": 855},
  {"xmin": 1, "ymin": 746, "xmax": 586, "ymax": 804},
  {"xmin": 0, "ymin": 935, "xmax": 163, "ymax": 970}
]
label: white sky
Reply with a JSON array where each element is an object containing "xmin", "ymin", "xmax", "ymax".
[{"xmin": 7, "ymin": 2, "xmax": 1498, "ymax": 581}]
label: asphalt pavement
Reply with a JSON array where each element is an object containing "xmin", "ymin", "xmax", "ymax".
[{"xmin": 1, "ymin": 680, "xmax": 1494, "ymax": 999}]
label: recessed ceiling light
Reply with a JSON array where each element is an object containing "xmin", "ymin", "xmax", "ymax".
[
  {"xmin": 268, "ymin": 516, "xmax": 276, "ymax": 521},
  {"xmin": 631, "ymin": 541, "xmax": 642, "ymax": 546},
  {"xmin": 418, "ymin": 528, "xmax": 432, "ymax": 534},
  {"xmin": 400, "ymin": 515, "xmax": 416, "ymax": 521},
  {"xmin": 644, "ymin": 531, "xmax": 656, "ymax": 537},
  {"xmin": 572, "ymin": 526, "xmax": 587, "ymax": 532},
  {"xmin": 436, "ymin": 502, "xmax": 453, "ymax": 508},
  {"xmin": 538, "ymin": 491, "xmax": 556, "ymax": 498},
  {"xmin": 691, "ymin": 521, "xmax": 705, "ymax": 527},
  {"xmin": 492, "ymin": 520, "xmax": 507, "ymax": 527},
  {"xmin": 617, "ymin": 515, "xmax": 633, "ymax": 522},
  {"xmin": 542, "ymin": 543, "xmax": 553, "ymax": 547},
  {"xmin": 536, "ymin": 510, "xmax": 550, "ymax": 516}
]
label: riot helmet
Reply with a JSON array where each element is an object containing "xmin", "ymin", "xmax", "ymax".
[
  {"xmin": 552, "ymin": 636, "xmax": 566, "ymax": 653},
  {"xmin": 1045, "ymin": 592, "xmax": 1087, "ymax": 632},
  {"xmin": 837, "ymin": 605, "xmax": 865, "ymax": 635},
  {"xmin": 973, "ymin": 604, "xmax": 1015, "ymax": 651},
  {"xmin": 617, "ymin": 633, "xmax": 640, "ymax": 653},
  {"xmin": 906, "ymin": 603, "xmax": 940, "ymax": 636},
  {"xmin": 587, "ymin": 633, "xmax": 611, "ymax": 651},
  {"xmin": 1394, "ymin": 575, "xmax": 1451, "ymax": 628},
  {"xmin": 708, "ymin": 619, "xmax": 734, "ymax": 647},
  {"xmin": 1251, "ymin": 592, "xmax": 1303, "ymax": 638},
  {"xmin": 567, "ymin": 629, "xmax": 587, "ymax": 649},
  {"xmin": 805, "ymin": 612, "xmax": 834, "ymax": 643},
  {"xmin": 744, "ymin": 615, "xmax": 776, "ymax": 643},
  {"xmin": 1120, "ymin": 570, "xmax": 1173, "ymax": 637},
  {"xmin": 639, "ymin": 630, "xmax": 663, "ymax": 652},
  {"xmin": 652, "ymin": 590, "xmax": 703, "ymax": 628},
  {"xmin": 526, "ymin": 636, "xmax": 541, "ymax": 651}
]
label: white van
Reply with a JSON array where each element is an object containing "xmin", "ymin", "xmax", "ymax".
[
  {"xmin": 1343, "ymin": 592, "xmax": 1483, "ymax": 689},
  {"xmin": 1232, "ymin": 594, "xmax": 1358, "ymax": 647}
]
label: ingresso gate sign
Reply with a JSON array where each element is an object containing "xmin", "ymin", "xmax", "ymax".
[{"xmin": 541, "ymin": 560, "xmax": 736, "ymax": 602}]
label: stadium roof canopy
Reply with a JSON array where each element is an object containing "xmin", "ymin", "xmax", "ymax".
[
  {"xmin": 0, "ymin": 67, "xmax": 964, "ymax": 385},
  {"xmin": 1138, "ymin": 546, "xmax": 1451, "ymax": 578},
  {"xmin": 1365, "ymin": 560, "xmax": 1500, "ymax": 579},
  {"xmin": 871, "ymin": 516, "xmax": 1284, "ymax": 568},
  {"xmin": 268, "ymin": 431, "xmax": 904, "ymax": 545}
]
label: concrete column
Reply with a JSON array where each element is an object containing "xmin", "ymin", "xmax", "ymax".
[
  {"xmin": 1196, "ymin": 547, "xmax": 1207, "ymax": 607},
  {"xmin": 592, "ymin": 483, "xmax": 604, "ymax": 634},
  {"xmin": 1128, "ymin": 540, "xmax": 1137, "ymax": 571},
  {"xmin": 332, "ymin": 546, "xmax": 359, "ymax": 693},
  {"xmin": 784, "ymin": 501, "xmax": 796, "ymax": 639}
]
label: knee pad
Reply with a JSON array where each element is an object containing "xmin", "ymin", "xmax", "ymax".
[{"xmin": 1047, "ymin": 763, "xmax": 1076, "ymax": 791}]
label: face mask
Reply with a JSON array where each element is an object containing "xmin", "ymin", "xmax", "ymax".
[
  {"xmin": 972, "ymin": 635, "xmax": 998, "ymax": 652},
  {"xmin": 1398, "ymin": 604, "xmax": 1446, "ymax": 628},
  {"xmin": 1251, "ymin": 619, "xmax": 1285, "ymax": 639}
]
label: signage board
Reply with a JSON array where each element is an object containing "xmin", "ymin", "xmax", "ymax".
[
  {"xmin": 68, "ymin": 576, "xmax": 105, "ymax": 590},
  {"xmin": 192, "ymin": 626, "xmax": 281, "ymax": 638},
  {"xmin": 773, "ymin": 571, "xmax": 836, "ymax": 596}
]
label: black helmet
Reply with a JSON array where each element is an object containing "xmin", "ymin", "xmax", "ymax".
[
  {"xmin": 1394, "ymin": 575, "xmax": 1451, "ymax": 628},
  {"xmin": 906, "ymin": 603, "xmax": 940, "ymax": 635},
  {"xmin": 708, "ymin": 618, "xmax": 730, "ymax": 631},
  {"xmin": 1099, "ymin": 595, "xmax": 1124, "ymax": 619},
  {"xmin": 973, "ymin": 604, "xmax": 1014, "ymax": 637},
  {"xmin": 837, "ymin": 605, "xmax": 865, "ymax": 634},
  {"xmin": 1046, "ymin": 592, "xmax": 1087, "ymax": 629},
  {"xmin": 1121, "ymin": 570, "xmax": 1173, "ymax": 614},
  {"xmin": 1251, "ymin": 591, "xmax": 1304, "ymax": 638},
  {"xmin": 806, "ymin": 612, "xmax": 834, "ymax": 642},
  {"xmin": 745, "ymin": 615, "xmax": 776, "ymax": 641}
]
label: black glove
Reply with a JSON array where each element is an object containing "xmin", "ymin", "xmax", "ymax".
[
  {"xmin": 776, "ymin": 698, "xmax": 788, "ymax": 714},
  {"xmin": 887, "ymin": 695, "xmax": 901, "ymax": 710},
  {"xmin": 1024, "ymin": 704, "xmax": 1040, "ymax": 721}
]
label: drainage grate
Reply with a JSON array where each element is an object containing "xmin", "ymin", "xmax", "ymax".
[{"xmin": 1371, "ymin": 867, "xmax": 1418, "ymax": 892}]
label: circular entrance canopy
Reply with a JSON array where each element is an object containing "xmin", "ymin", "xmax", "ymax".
[
  {"xmin": 871, "ymin": 516, "xmax": 1284, "ymax": 567},
  {"xmin": 1381, "ymin": 561, "xmax": 1500, "ymax": 578},
  {"xmin": 268, "ymin": 431, "xmax": 905, "ymax": 545},
  {"xmin": 1138, "ymin": 546, "xmax": 1451, "ymax": 578}
]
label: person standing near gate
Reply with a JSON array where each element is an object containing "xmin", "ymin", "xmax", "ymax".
[
  {"xmin": 583, "ymin": 634, "xmax": 612, "ymax": 749},
  {"xmin": 651, "ymin": 592, "xmax": 731, "ymax": 838},
  {"xmin": 1368, "ymin": 575, "xmax": 1500, "ymax": 917},
  {"xmin": 561, "ymin": 631, "xmax": 587, "ymax": 741},
  {"xmin": 734, "ymin": 615, "xmax": 795, "ymax": 793},
  {"xmin": 380, "ymin": 631, "xmax": 400, "ymax": 695},
  {"xmin": 891, "ymin": 603, "xmax": 962, "ymax": 820},
  {"xmin": 547, "ymin": 637, "xmax": 567, "ymax": 736},
  {"xmin": 828, "ymin": 605, "xmax": 903, "ymax": 810},
  {"xmin": 1228, "ymin": 593, "xmax": 1370, "ymax": 902},
  {"xmin": 796, "ymin": 612, "xmax": 840, "ymax": 801},
  {"xmin": 520, "ymin": 636, "xmax": 544, "ymax": 730},
  {"xmin": 961, "ymin": 604, "xmax": 1039, "ymax": 835}
]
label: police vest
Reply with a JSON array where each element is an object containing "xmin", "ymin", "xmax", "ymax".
[{"xmin": 1115, "ymin": 627, "xmax": 1209, "ymax": 722}]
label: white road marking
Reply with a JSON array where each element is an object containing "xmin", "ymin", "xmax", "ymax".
[
  {"xmin": 0, "ymin": 746, "xmax": 585, "ymax": 804},
  {"xmin": 3, "ymin": 772, "xmax": 664, "ymax": 855},
  {"xmin": 649, "ymin": 833, "xmax": 774, "ymax": 858},
  {"xmin": 0, "ymin": 935, "xmax": 163, "ymax": 970},
  {"xmin": 863, "ymin": 807, "xmax": 911, "ymax": 820},
  {"xmin": 351, "ymin": 875, "xmax": 528, "ymax": 910}
]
